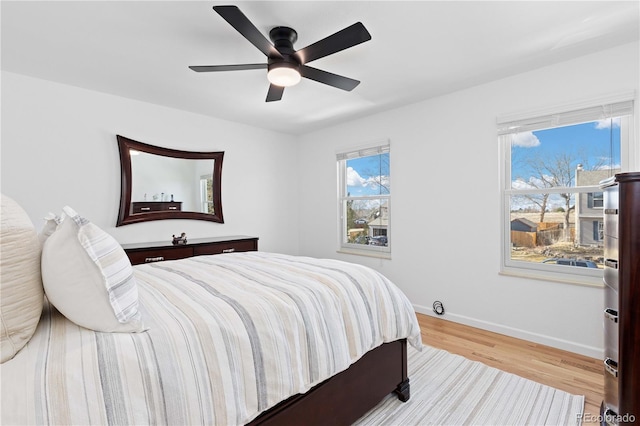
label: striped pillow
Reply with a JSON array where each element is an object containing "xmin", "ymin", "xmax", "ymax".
[
  {"xmin": 69, "ymin": 208, "xmax": 139, "ymax": 323},
  {"xmin": 42, "ymin": 207, "xmax": 145, "ymax": 333}
]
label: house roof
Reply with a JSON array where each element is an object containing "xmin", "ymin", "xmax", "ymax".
[
  {"xmin": 576, "ymin": 168, "xmax": 622, "ymax": 186},
  {"xmin": 510, "ymin": 212, "xmax": 575, "ymax": 226},
  {"xmin": 511, "ymin": 217, "xmax": 538, "ymax": 230},
  {"xmin": 2, "ymin": 1, "xmax": 638, "ymax": 135}
]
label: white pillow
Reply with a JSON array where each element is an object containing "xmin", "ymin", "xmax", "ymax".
[
  {"xmin": 42, "ymin": 206, "xmax": 145, "ymax": 332},
  {"xmin": 38, "ymin": 212, "xmax": 61, "ymax": 245},
  {"xmin": 1, "ymin": 194, "xmax": 44, "ymax": 363}
]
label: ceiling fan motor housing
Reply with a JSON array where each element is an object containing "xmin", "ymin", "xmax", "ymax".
[
  {"xmin": 269, "ymin": 26, "xmax": 298, "ymax": 53},
  {"xmin": 268, "ymin": 26, "xmax": 300, "ymax": 72}
]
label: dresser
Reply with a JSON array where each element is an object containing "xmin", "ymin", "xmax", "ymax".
[
  {"xmin": 131, "ymin": 201, "xmax": 182, "ymax": 214},
  {"xmin": 122, "ymin": 235, "xmax": 258, "ymax": 265},
  {"xmin": 600, "ymin": 172, "xmax": 640, "ymax": 424}
]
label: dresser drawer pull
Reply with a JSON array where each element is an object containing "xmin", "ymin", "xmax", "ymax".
[
  {"xmin": 222, "ymin": 248, "xmax": 236, "ymax": 253},
  {"xmin": 168, "ymin": 206, "xmax": 178, "ymax": 210},
  {"xmin": 604, "ymin": 308, "xmax": 618, "ymax": 323},
  {"xmin": 604, "ymin": 358, "xmax": 618, "ymax": 378},
  {"xmin": 145, "ymin": 256, "xmax": 165, "ymax": 263},
  {"xmin": 605, "ymin": 259, "xmax": 618, "ymax": 269},
  {"xmin": 604, "ymin": 208, "xmax": 618, "ymax": 215},
  {"xmin": 140, "ymin": 207, "xmax": 151, "ymax": 211}
]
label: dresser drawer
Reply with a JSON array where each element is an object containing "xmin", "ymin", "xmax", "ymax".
[
  {"xmin": 603, "ymin": 186, "xmax": 618, "ymax": 237},
  {"xmin": 127, "ymin": 247, "xmax": 193, "ymax": 265},
  {"xmin": 131, "ymin": 202, "xmax": 182, "ymax": 213},
  {"xmin": 604, "ymin": 210, "xmax": 618, "ymax": 238},
  {"xmin": 604, "ymin": 284, "xmax": 619, "ymax": 362},
  {"xmin": 603, "ymin": 262, "xmax": 619, "ymax": 292},
  {"xmin": 193, "ymin": 239, "xmax": 257, "ymax": 256},
  {"xmin": 603, "ymin": 357, "xmax": 619, "ymax": 415}
]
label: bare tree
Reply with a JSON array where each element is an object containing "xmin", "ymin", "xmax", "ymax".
[{"xmin": 515, "ymin": 148, "xmax": 606, "ymax": 242}]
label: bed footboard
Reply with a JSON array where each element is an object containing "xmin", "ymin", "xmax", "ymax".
[{"xmin": 248, "ymin": 339, "xmax": 409, "ymax": 426}]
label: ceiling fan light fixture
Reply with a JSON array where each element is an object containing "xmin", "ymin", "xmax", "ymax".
[{"xmin": 267, "ymin": 63, "xmax": 301, "ymax": 87}]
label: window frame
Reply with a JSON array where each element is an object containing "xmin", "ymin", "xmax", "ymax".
[
  {"xmin": 498, "ymin": 95, "xmax": 635, "ymax": 286},
  {"xmin": 336, "ymin": 140, "xmax": 391, "ymax": 258}
]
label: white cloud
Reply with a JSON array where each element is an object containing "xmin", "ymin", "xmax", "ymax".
[
  {"xmin": 512, "ymin": 174, "xmax": 555, "ymax": 190},
  {"xmin": 595, "ymin": 117, "xmax": 621, "ymax": 129},
  {"xmin": 596, "ymin": 161, "xmax": 621, "ymax": 170},
  {"xmin": 365, "ymin": 175, "xmax": 390, "ymax": 190},
  {"xmin": 347, "ymin": 167, "xmax": 389, "ymax": 192},
  {"xmin": 512, "ymin": 131, "xmax": 540, "ymax": 148},
  {"xmin": 347, "ymin": 167, "xmax": 366, "ymax": 187}
]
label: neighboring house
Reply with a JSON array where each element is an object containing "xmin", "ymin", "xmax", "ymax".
[
  {"xmin": 367, "ymin": 203, "xmax": 388, "ymax": 239},
  {"xmin": 510, "ymin": 218, "xmax": 538, "ymax": 248},
  {"xmin": 575, "ymin": 165, "xmax": 621, "ymax": 246},
  {"xmin": 510, "ymin": 218, "xmax": 538, "ymax": 233}
]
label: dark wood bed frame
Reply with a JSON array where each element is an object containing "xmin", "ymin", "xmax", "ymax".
[{"xmin": 248, "ymin": 339, "xmax": 409, "ymax": 425}]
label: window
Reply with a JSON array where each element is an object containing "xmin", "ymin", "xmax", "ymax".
[
  {"xmin": 589, "ymin": 192, "xmax": 604, "ymax": 209},
  {"xmin": 337, "ymin": 141, "xmax": 390, "ymax": 257},
  {"xmin": 596, "ymin": 220, "xmax": 604, "ymax": 242},
  {"xmin": 498, "ymin": 97, "xmax": 634, "ymax": 284},
  {"xmin": 199, "ymin": 174, "xmax": 213, "ymax": 213}
]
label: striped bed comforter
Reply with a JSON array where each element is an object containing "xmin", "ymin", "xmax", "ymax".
[{"xmin": 1, "ymin": 251, "xmax": 422, "ymax": 425}]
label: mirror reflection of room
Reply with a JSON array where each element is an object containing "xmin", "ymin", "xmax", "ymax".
[{"xmin": 130, "ymin": 150, "xmax": 215, "ymax": 214}]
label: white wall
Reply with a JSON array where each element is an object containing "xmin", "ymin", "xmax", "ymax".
[
  {"xmin": 296, "ymin": 41, "xmax": 639, "ymax": 358},
  {"xmin": 1, "ymin": 71, "xmax": 299, "ymax": 254},
  {"xmin": 2, "ymin": 42, "xmax": 638, "ymax": 358}
]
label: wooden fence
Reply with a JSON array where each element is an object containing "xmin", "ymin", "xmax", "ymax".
[{"xmin": 511, "ymin": 222, "xmax": 575, "ymax": 248}]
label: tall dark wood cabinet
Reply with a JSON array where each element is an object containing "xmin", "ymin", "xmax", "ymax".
[{"xmin": 600, "ymin": 172, "xmax": 640, "ymax": 425}]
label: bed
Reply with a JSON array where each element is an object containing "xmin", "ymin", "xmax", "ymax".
[{"xmin": 0, "ymin": 196, "xmax": 422, "ymax": 425}]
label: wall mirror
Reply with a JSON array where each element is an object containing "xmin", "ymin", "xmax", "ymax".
[{"xmin": 116, "ymin": 135, "xmax": 224, "ymax": 226}]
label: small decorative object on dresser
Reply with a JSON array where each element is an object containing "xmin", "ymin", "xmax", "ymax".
[
  {"xmin": 599, "ymin": 172, "xmax": 640, "ymax": 424},
  {"xmin": 121, "ymin": 235, "xmax": 258, "ymax": 265},
  {"xmin": 171, "ymin": 233, "xmax": 187, "ymax": 245}
]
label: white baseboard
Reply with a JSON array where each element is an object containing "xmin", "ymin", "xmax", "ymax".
[{"xmin": 414, "ymin": 304, "xmax": 603, "ymax": 359}]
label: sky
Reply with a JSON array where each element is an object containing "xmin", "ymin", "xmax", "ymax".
[
  {"xmin": 346, "ymin": 153, "xmax": 390, "ymax": 197},
  {"xmin": 511, "ymin": 118, "xmax": 621, "ymax": 188}
]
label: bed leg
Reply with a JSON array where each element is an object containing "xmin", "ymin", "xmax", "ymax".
[{"xmin": 394, "ymin": 378, "xmax": 410, "ymax": 402}]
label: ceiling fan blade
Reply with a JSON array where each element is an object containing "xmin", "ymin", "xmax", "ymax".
[
  {"xmin": 189, "ymin": 64, "xmax": 267, "ymax": 72},
  {"xmin": 300, "ymin": 66, "xmax": 360, "ymax": 91},
  {"xmin": 213, "ymin": 5, "xmax": 283, "ymax": 59},
  {"xmin": 266, "ymin": 84, "xmax": 284, "ymax": 102},
  {"xmin": 295, "ymin": 22, "xmax": 371, "ymax": 64}
]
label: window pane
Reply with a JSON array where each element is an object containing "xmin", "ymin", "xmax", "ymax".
[
  {"xmin": 511, "ymin": 120, "xmax": 621, "ymax": 190},
  {"xmin": 346, "ymin": 153, "xmax": 390, "ymax": 196},
  {"xmin": 344, "ymin": 198, "xmax": 389, "ymax": 246},
  {"xmin": 508, "ymin": 194, "xmax": 603, "ymax": 268}
]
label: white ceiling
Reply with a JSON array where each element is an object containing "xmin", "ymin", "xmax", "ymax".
[{"xmin": 2, "ymin": 1, "xmax": 639, "ymax": 135}]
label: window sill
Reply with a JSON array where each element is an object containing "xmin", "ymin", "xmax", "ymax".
[
  {"xmin": 499, "ymin": 267, "xmax": 603, "ymax": 288},
  {"xmin": 337, "ymin": 248, "xmax": 392, "ymax": 260}
]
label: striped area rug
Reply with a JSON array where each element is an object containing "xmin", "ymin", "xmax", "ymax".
[{"xmin": 355, "ymin": 345, "xmax": 585, "ymax": 426}]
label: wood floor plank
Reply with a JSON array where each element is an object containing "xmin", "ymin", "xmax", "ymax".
[{"xmin": 417, "ymin": 313, "xmax": 604, "ymax": 425}]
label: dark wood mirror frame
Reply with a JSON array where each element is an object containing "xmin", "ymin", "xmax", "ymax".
[{"xmin": 116, "ymin": 135, "xmax": 224, "ymax": 226}]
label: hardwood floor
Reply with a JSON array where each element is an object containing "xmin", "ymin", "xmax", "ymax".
[{"xmin": 417, "ymin": 313, "xmax": 604, "ymax": 425}]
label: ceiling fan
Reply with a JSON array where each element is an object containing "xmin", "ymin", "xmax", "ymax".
[{"xmin": 189, "ymin": 5, "xmax": 371, "ymax": 102}]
